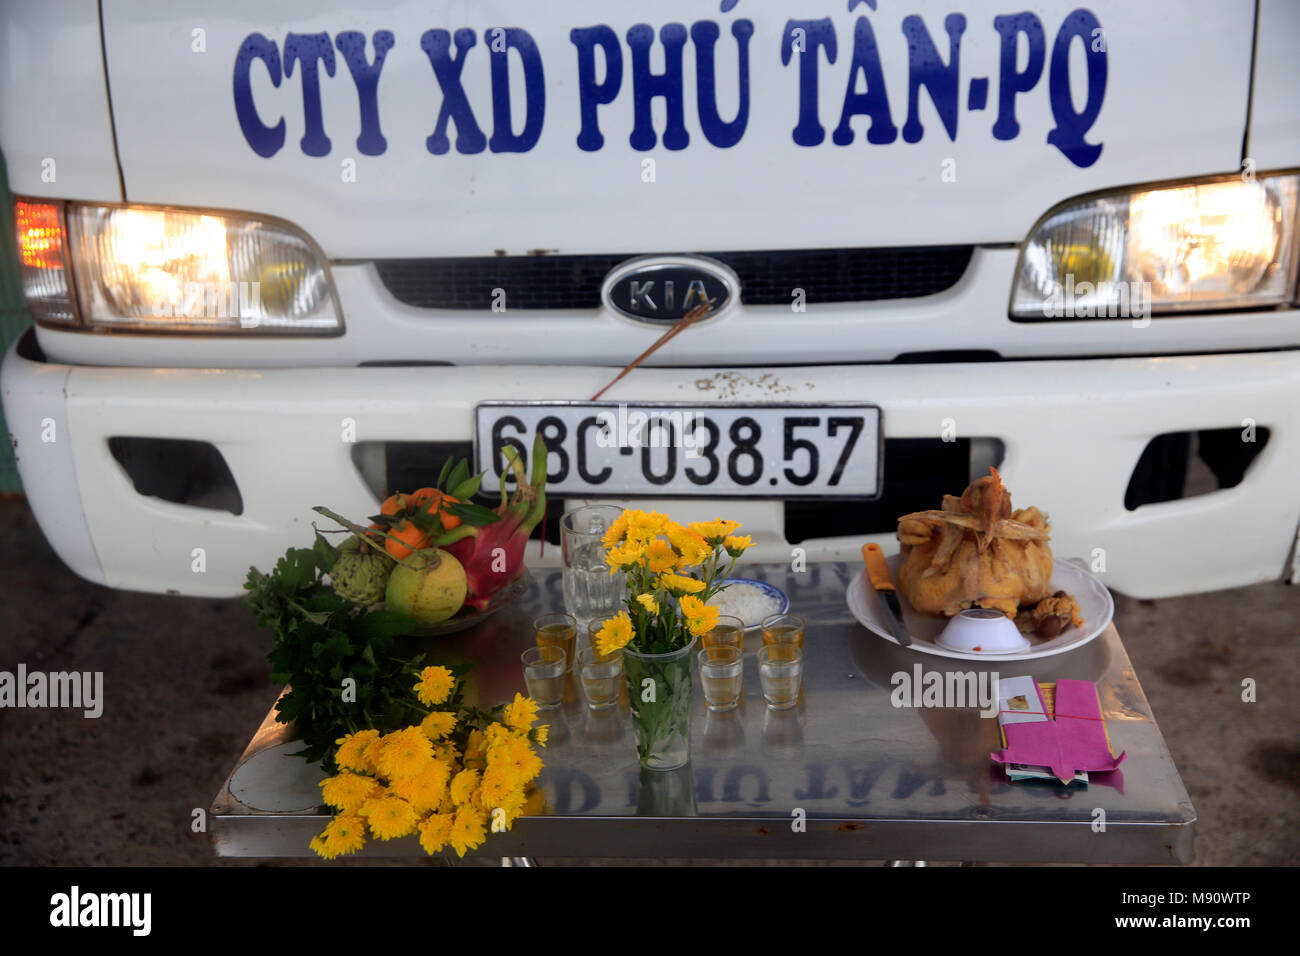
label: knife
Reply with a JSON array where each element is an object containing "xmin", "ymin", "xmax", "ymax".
[{"xmin": 861, "ymin": 543, "xmax": 912, "ymax": 647}]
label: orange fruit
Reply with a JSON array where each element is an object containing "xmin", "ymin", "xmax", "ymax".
[
  {"xmin": 409, "ymin": 487, "xmax": 439, "ymax": 508},
  {"xmin": 380, "ymin": 493, "xmax": 409, "ymax": 517},
  {"xmin": 437, "ymin": 494, "xmax": 462, "ymax": 531},
  {"xmin": 384, "ymin": 519, "xmax": 430, "ymax": 561},
  {"xmin": 411, "ymin": 488, "xmax": 462, "ymax": 532}
]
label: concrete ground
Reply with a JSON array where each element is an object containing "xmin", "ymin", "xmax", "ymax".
[{"xmin": 0, "ymin": 496, "xmax": 1295, "ymax": 866}]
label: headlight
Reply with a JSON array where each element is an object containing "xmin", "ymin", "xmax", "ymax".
[
  {"xmin": 13, "ymin": 201, "xmax": 342, "ymax": 334},
  {"xmin": 1011, "ymin": 173, "xmax": 1300, "ymax": 320}
]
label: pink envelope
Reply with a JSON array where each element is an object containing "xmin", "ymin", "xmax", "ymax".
[{"xmin": 990, "ymin": 679, "xmax": 1126, "ymax": 783}]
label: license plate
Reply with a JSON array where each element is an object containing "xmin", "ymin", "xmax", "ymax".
[{"xmin": 474, "ymin": 402, "xmax": 882, "ymax": 498}]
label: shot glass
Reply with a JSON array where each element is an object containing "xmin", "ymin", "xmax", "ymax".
[
  {"xmin": 761, "ymin": 613, "xmax": 805, "ymax": 649},
  {"xmin": 534, "ymin": 612, "xmax": 578, "ymax": 673},
  {"xmin": 521, "ymin": 645, "xmax": 566, "ymax": 709},
  {"xmin": 577, "ymin": 646, "xmax": 623, "ymax": 711},
  {"xmin": 698, "ymin": 645, "xmax": 743, "ymax": 712},
  {"xmin": 757, "ymin": 643, "xmax": 803, "ymax": 710},
  {"xmin": 701, "ymin": 615, "xmax": 745, "ymax": 655}
]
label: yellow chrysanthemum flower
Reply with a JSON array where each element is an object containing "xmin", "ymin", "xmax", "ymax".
[
  {"xmin": 377, "ymin": 726, "xmax": 434, "ymax": 780},
  {"xmin": 635, "ymin": 593, "xmax": 659, "ymax": 615},
  {"xmin": 320, "ymin": 771, "xmax": 382, "ymax": 813},
  {"xmin": 359, "ymin": 793, "xmax": 418, "ymax": 841},
  {"xmin": 645, "ymin": 538, "xmax": 677, "ymax": 573},
  {"xmin": 503, "ymin": 692, "xmax": 539, "ymax": 733},
  {"xmin": 659, "ymin": 572, "xmax": 705, "ymax": 596},
  {"xmin": 419, "ymin": 711, "xmax": 457, "ymax": 741},
  {"xmin": 334, "ymin": 729, "xmax": 381, "ymax": 774},
  {"xmin": 418, "ymin": 812, "xmax": 455, "ymax": 855},
  {"xmin": 594, "ymin": 611, "xmax": 634, "ymax": 657},
  {"xmin": 605, "ymin": 540, "xmax": 644, "ymax": 574},
  {"xmin": 484, "ymin": 723, "xmax": 512, "ymax": 749},
  {"xmin": 478, "ymin": 765, "xmax": 523, "ymax": 812},
  {"xmin": 432, "ymin": 740, "xmax": 461, "ymax": 765},
  {"xmin": 310, "ymin": 811, "xmax": 367, "ymax": 860},
  {"xmin": 489, "ymin": 785, "xmax": 529, "ymax": 826},
  {"xmin": 600, "ymin": 511, "xmax": 630, "ymax": 549},
  {"xmin": 531, "ymin": 724, "xmax": 549, "ymax": 748},
  {"xmin": 360, "ymin": 733, "xmax": 387, "ymax": 773},
  {"xmin": 413, "ymin": 665, "xmax": 456, "ymax": 707},
  {"xmin": 449, "ymin": 805, "xmax": 487, "ymax": 857},
  {"xmin": 626, "ymin": 510, "xmax": 670, "ymax": 544},
  {"xmin": 449, "ymin": 767, "xmax": 481, "ymax": 806},
  {"xmin": 490, "ymin": 734, "xmax": 544, "ymax": 783},
  {"xmin": 680, "ymin": 594, "xmax": 721, "ymax": 638},
  {"xmin": 463, "ymin": 728, "xmax": 488, "ymax": 768},
  {"xmin": 723, "ymin": 534, "xmax": 754, "ymax": 557},
  {"xmin": 390, "ymin": 759, "xmax": 450, "ymax": 814},
  {"xmin": 665, "ymin": 523, "xmax": 711, "ymax": 567},
  {"xmin": 689, "ymin": 518, "xmax": 741, "ymax": 546}
]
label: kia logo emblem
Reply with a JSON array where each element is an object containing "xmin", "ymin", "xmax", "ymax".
[{"xmin": 601, "ymin": 255, "xmax": 738, "ymax": 323}]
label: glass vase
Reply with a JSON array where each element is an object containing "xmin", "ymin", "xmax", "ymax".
[{"xmin": 621, "ymin": 637, "xmax": 696, "ymax": 770}]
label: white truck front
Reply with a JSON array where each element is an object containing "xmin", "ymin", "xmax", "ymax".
[{"xmin": 3, "ymin": 0, "xmax": 1299, "ymax": 599}]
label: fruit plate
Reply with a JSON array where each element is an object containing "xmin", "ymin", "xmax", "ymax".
[
  {"xmin": 404, "ymin": 571, "xmax": 532, "ymax": 637},
  {"xmin": 845, "ymin": 554, "xmax": 1113, "ymax": 661}
]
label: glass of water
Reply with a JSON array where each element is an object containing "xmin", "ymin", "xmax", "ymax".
[
  {"xmin": 698, "ymin": 645, "xmax": 743, "ymax": 712},
  {"xmin": 757, "ymin": 643, "xmax": 803, "ymax": 710},
  {"xmin": 562, "ymin": 505, "xmax": 626, "ymax": 627},
  {"xmin": 520, "ymin": 645, "xmax": 566, "ymax": 709},
  {"xmin": 702, "ymin": 615, "xmax": 746, "ymax": 655},
  {"xmin": 577, "ymin": 646, "xmax": 622, "ymax": 711}
]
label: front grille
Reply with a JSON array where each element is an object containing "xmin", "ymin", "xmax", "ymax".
[{"xmin": 375, "ymin": 246, "xmax": 973, "ymax": 311}]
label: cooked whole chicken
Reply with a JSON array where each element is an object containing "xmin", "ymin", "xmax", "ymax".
[{"xmin": 896, "ymin": 468, "xmax": 1054, "ymax": 619}]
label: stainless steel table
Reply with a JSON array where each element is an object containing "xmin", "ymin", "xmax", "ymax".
[{"xmin": 211, "ymin": 562, "xmax": 1196, "ymax": 863}]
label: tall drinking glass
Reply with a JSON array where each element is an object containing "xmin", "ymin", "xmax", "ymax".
[{"xmin": 562, "ymin": 505, "xmax": 626, "ymax": 630}]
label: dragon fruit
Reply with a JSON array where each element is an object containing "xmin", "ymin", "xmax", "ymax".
[{"xmin": 429, "ymin": 435, "xmax": 548, "ymax": 611}]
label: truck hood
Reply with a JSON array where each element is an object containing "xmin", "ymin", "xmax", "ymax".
[{"xmin": 102, "ymin": 0, "xmax": 1255, "ymax": 258}]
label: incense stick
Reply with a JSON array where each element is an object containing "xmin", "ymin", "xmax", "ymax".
[{"xmin": 590, "ymin": 298, "xmax": 716, "ymax": 401}]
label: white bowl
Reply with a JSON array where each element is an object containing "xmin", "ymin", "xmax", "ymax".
[{"xmin": 935, "ymin": 608, "xmax": 1031, "ymax": 654}]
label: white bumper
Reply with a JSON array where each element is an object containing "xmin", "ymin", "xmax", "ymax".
[{"xmin": 5, "ymin": 330, "xmax": 1299, "ymax": 599}]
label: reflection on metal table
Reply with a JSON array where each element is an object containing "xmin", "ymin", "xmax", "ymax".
[{"xmin": 211, "ymin": 562, "xmax": 1196, "ymax": 863}]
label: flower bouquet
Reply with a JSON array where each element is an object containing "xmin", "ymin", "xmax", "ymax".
[
  {"xmin": 311, "ymin": 666, "xmax": 547, "ymax": 859},
  {"xmin": 592, "ymin": 512, "xmax": 753, "ymax": 769}
]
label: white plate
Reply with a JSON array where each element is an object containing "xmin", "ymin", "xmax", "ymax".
[
  {"xmin": 846, "ymin": 554, "xmax": 1113, "ymax": 661},
  {"xmin": 712, "ymin": 577, "xmax": 790, "ymax": 633}
]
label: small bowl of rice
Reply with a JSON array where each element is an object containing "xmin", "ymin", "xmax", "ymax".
[{"xmin": 708, "ymin": 578, "xmax": 790, "ymax": 632}]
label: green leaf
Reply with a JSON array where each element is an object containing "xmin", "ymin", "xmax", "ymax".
[
  {"xmin": 450, "ymin": 472, "xmax": 483, "ymax": 501},
  {"xmin": 354, "ymin": 609, "xmax": 420, "ymax": 641},
  {"xmin": 406, "ymin": 509, "xmax": 442, "ymax": 534},
  {"xmin": 445, "ymin": 459, "xmax": 470, "ymax": 497},
  {"xmin": 436, "ymin": 457, "xmax": 455, "ymax": 490},
  {"xmin": 313, "ymin": 531, "xmax": 339, "ymax": 573},
  {"xmin": 444, "ymin": 500, "xmax": 502, "ymax": 526}
]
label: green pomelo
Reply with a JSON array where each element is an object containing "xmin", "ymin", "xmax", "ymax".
[{"xmin": 385, "ymin": 548, "xmax": 468, "ymax": 624}]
